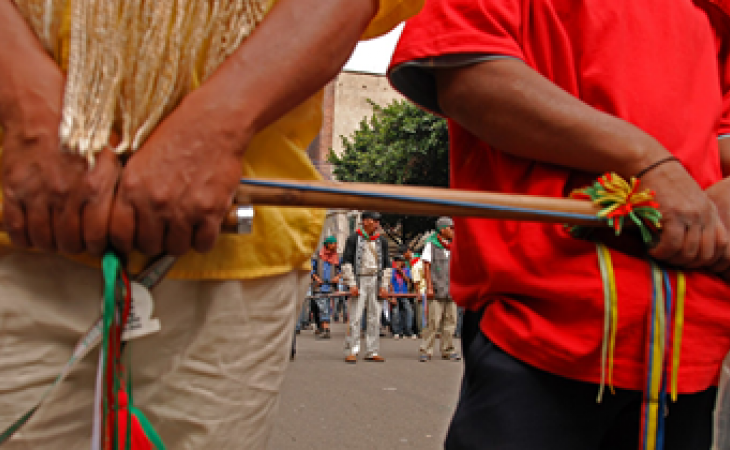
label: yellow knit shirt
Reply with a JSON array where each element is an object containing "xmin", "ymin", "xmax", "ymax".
[{"xmin": 2, "ymin": 0, "xmax": 423, "ymax": 279}]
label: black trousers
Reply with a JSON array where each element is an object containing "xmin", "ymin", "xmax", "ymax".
[{"xmin": 445, "ymin": 311, "xmax": 716, "ymax": 450}]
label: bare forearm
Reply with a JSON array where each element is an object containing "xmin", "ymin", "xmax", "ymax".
[
  {"xmin": 193, "ymin": 0, "xmax": 377, "ymax": 150},
  {"xmin": 0, "ymin": 0, "xmax": 62, "ymax": 127},
  {"xmin": 435, "ymin": 59, "xmax": 669, "ymax": 178}
]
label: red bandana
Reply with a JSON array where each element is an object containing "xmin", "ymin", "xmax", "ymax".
[
  {"xmin": 318, "ymin": 246, "xmax": 339, "ymax": 265},
  {"xmin": 437, "ymin": 235, "xmax": 452, "ymax": 250},
  {"xmin": 357, "ymin": 229, "xmax": 380, "ymax": 241}
]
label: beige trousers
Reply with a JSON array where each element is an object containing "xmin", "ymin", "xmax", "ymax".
[
  {"xmin": 419, "ymin": 297, "xmax": 457, "ymax": 357},
  {"xmin": 0, "ymin": 250, "xmax": 307, "ymax": 449},
  {"xmin": 344, "ymin": 275, "xmax": 381, "ymax": 358}
]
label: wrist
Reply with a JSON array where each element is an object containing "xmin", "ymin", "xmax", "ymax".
[
  {"xmin": 177, "ymin": 82, "xmax": 255, "ymax": 159},
  {"xmin": 634, "ymin": 156, "xmax": 681, "ymax": 179},
  {"xmin": 614, "ymin": 133, "xmax": 671, "ymax": 180},
  {"xmin": 0, "ymin": 64, "xmax": 64, "ymax": 134}
]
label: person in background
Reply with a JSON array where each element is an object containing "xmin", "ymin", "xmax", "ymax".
[
  {"xmin": 341, "ymin": 211, "xmax": 391, "ymax": 363},
  {"xmin": 401, "ymin": 246, "xmax": 421, "ymax": 335},
  {"xmin": 418, "ymin": 217, "xmax": 460, "ymax": 362},
  {"xmin": 311, "ymin": 236, "xmax": 341, "ymax": 340},
  {"xmin": 332, "ymin": 275, "xmax": 349, "ymax": 323},
  {"xmin": 410, "ymin": 249, "xmax": 427, "ymax": 337},
  {"xmin": 295, "ymin": 289, "xmax": 311, "ymax": 335},
  {"xmin": 390, "ymin": 255, "xmax": 415, "ymax": 339},
  {"xmin": 454, "ymin": 306, "xmax": 464, "ymax": 339}
]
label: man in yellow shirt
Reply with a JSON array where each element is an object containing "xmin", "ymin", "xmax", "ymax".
[{"xmin": 0, "ymin": 0, "xmax": 423, "ymax": 448}]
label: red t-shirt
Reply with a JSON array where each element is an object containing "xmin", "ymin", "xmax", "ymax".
[{"xmin": 389, "ymin": 0, "xmax": 730, "ymax": 392}]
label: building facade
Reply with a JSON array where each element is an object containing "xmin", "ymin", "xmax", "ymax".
[{"xmin": 308, "ymin": 70, "xmax": 406, "ymax": 251}]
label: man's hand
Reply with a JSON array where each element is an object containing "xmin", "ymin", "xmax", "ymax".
[
  {"xmin": 426, "ymin": 287, "xmax": 434, "ymax": 299},
  {"xmin": 349, "ymin": 286, "xmax": 359, "ymax": 297},
  {"xmin": 1, "ymin": 52, "xmax": 120, "ymax": 256},
  {"xmin": 110, "ymin": 86, "xmax": 246, "ymax": 256},
  {"xmin": 704, "ymin": 177, "xmax": 730, "ymax": 279},
  {"xmin": 379, "ymin": 287, "xmax": 388, "ymax": 299},
  {"xmin": 641, "ymin": 161, "xmax": 729, "ymax": 269}
]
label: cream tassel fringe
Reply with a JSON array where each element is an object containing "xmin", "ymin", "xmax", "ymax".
[{"xmin": 12, "ymin": 0, "xmax": 270, "ymax": 165}]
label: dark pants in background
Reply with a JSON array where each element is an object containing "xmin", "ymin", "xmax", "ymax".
[{"xmin": 391, "ymin": 297, "xmax": 415, "ymax": 337}]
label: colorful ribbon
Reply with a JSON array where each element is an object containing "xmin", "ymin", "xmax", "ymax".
[
  {"xmin": 595, "ymin": 252, "xmax": 685, "ymax": 450},
  {"xmin": 576, "ymin": 173, "xmax": 687, "ymax": 450},
  {"xmin": 596, "ymin": 243, "xmax": 619, "ymax": 402},
  {"xmin": 93, "ymin": 253, "xmax": 164, "ymax": 450}
]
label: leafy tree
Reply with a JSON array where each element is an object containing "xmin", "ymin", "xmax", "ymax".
[{"xmin": 328, "ymin": 99, "xmax": 449, "ymax": 247}]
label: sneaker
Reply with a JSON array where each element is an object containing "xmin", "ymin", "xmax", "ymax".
[
  {"xmin": 410, "ymin": 335, "xmax": 418, "ymax": 340},
  {"xmin": 443, "ymin": 352, "xmax": 462, "ymax": 361},
  {"xmin": 345, "ymin": 355, "xmax": 357, "ymax": 364},
  {"xmin": 393, "ymin": 334, "xmax": 401, "ymax": 340},
  {"xmin": 418, "ymin": 354, "xmax": 431, "ymax": 362},
  {"xmin": 364, "ymin": 354, "xmax": 386, "ymax": 362},
  {"xmin": 317, "ymin": 329, "xmax": 331, "ymax": 340}
]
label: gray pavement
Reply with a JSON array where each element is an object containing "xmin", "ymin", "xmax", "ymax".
[{"xmin": 270, "ymin": 322, "xmax": 463, "ymax": 450}]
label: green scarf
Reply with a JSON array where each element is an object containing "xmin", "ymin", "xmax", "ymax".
[{"xmin": 426, "ymin": 232, "xmax": 451, "ymax": 250}]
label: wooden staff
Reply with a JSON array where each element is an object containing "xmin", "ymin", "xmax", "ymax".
[
  {"xmin": 236, "ymin": 178, "xmax": 604, "ymax": 226},
  {"xmin": 0, "ymin": 178, "xmax": 606, "ymax": 229}
]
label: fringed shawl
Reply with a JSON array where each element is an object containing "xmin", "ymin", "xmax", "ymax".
[{"xmin": 12, "ymin": 0, "xmax": 272, "ymax": 164}]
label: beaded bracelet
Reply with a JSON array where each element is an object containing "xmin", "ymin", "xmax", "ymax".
[{"xmin": 635, "ymin": 156, "xmax": 680, "ymax": 179}]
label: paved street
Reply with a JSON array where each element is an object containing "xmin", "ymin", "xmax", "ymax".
[{"xmin": 270, "ymin": 322, "xmax": 463, "ymax": 450}]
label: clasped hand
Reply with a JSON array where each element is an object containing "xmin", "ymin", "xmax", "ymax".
[
  {"xmin": 1, "ymin": 72, "xmax": 245, "ymax": 257},
  {"xmin": 638, "ymin": 160, "xmax": 730, "ymax": 280}
]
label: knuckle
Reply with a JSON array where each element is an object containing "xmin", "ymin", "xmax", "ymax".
[
  {"xmin": 148, "ymin": 190, "xmax": 172, "ymax": 211},
  {"xmin": 683, "ymin": 209, "xmax": 702, "ymax": 224},
  {"xmin": 193, "ymin": 197, "xmax": 227, "ymax": 217},
  {"xmin": 118, "ymin": 174, "xmax": 145, "ymax": 201},
  {"xmin": 48, "ymin": 182, "xmax": 72, "ymax": 204},
  {"xmin": 5, "ymin": 217, "xmax": 25, "ymax": 236}
]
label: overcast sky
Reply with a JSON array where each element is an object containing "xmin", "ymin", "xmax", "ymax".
[{"xmin": 343, "ymin": 24, "xmax": 404, "ymax": 75}]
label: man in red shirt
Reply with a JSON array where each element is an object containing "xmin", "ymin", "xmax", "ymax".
[{"xmin": 389, "ymin": 1, "xmax": 730, "ymax": 448}]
